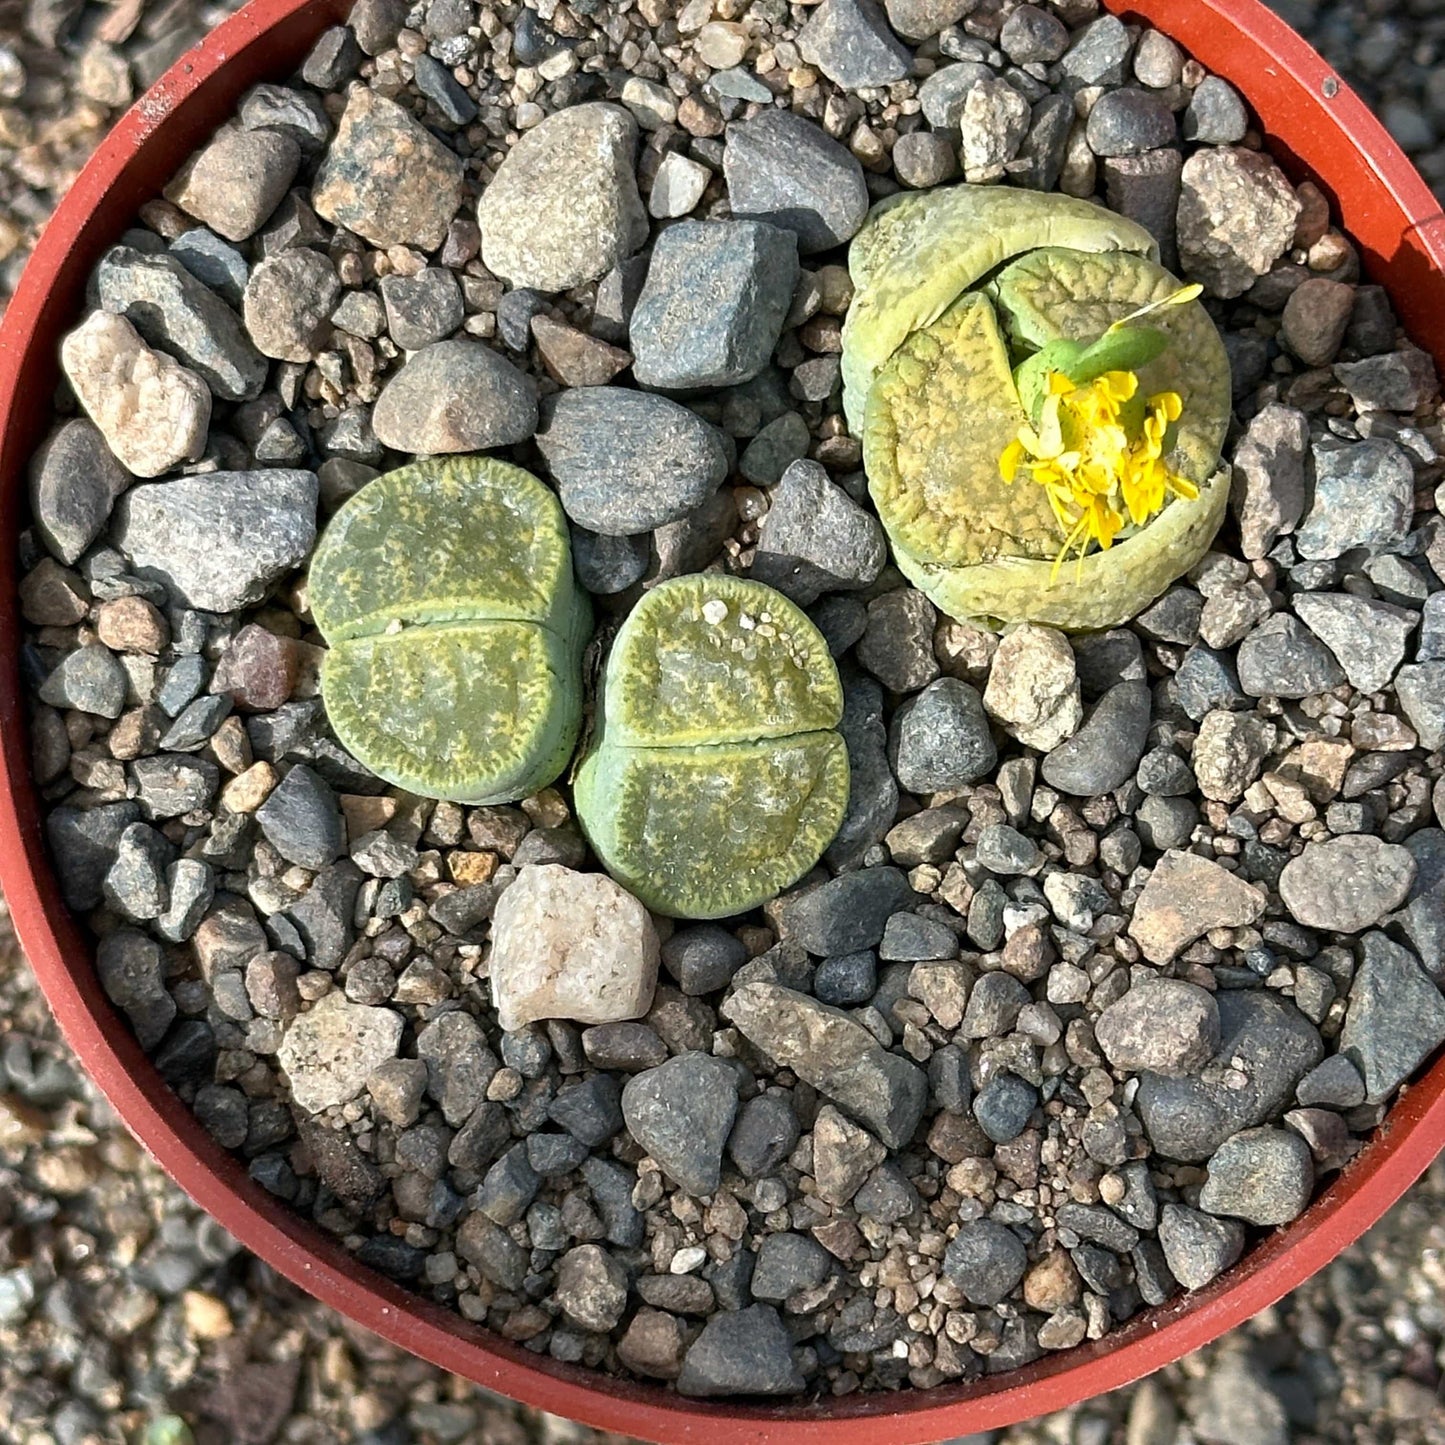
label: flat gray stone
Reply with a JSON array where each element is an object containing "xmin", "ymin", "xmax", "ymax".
[
  {"xmin": 370, "ymin": 340, "xmax": 537, "ymax": 453},
  {"xmin": 112, "ymin": 469, "xmax": 317, "ymax": 612},
  {"xmin": 1341, "ymin": 931, "xmax": 1445, "ymax": 1103},
  {"xmin": 631, "ymin": 219, "xmax": 799, "ymax": 389},
  {"xmin": 621, "ymin": 1052, "xmax": 740, "ymax": 1197},
  {"xmin": 536, "ymin": 388, "xmax": 727, "ymax": 536},
  {"xmin": 724, "ymin": 109, "xmax": 868, "ymax": 254}
]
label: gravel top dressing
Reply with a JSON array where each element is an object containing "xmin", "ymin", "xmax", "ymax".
[{"xmin": 17, "ymin": 0, "xmax": 1445, "ymax": 1404}]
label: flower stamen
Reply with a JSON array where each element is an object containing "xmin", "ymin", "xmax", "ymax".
[{"xmin": 1001, "ymin": 367, "xmax": 1193, "ymax": 568}]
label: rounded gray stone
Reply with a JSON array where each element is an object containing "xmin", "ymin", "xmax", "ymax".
[{"xmin": 536, "ymin": 387, "xmax": 728, "ymax": 536}]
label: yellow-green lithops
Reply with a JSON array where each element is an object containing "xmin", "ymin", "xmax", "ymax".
[
  {"xmin": 309, "ymin": 456, "xmax": 590, "ymax": 804},
  {"xmin": 844, "ymin": 185, "xmax": 1233, "ymax": 632},
  {"xmin": 574, "ymin": 575, "xmax": 849, "ymax": 920}
]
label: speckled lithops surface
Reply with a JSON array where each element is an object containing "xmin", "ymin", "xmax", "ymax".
[{"xmin": 15, "ymin": 0, "xmax": 1445, "ymax": 1411}]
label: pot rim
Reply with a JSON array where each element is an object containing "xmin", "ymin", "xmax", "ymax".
[{"xmin": 1, "ymin": 1, "xmax": 1443, "ymax": 1441}]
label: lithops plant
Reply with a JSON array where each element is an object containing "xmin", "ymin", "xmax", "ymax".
[
  {"xmin": 844, "ymin": 184, "xmax": 1232, "ymax": 632},
  {"xmin": 575, "ymin": 574, "xmax": 849, "ymax": 920},
  {"xmin": 309, "ymin": 456, "xmax": 589, "ymax": 803}
]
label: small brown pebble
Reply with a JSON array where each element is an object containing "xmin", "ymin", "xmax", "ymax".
[
  {"xmin": 211, "ymin": 623, "xmax": 299, "ymax": 712},
  {"xmin": 531, "ymin": 315, "xmax": 632, "ymax": 387},
  {"xmin": 96, "ymin": 596, "xmax": 168, "ymax": 652},
  {"xmin": 449, "ymin": 850, "xmax": 499, "ymax": 885}
]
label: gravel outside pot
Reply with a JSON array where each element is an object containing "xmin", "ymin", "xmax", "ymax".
[{"xmin": 1, "ymin": 0, "xmax": 1444, "ymax": 1440}]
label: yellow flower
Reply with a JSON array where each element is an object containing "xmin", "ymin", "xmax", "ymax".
[{"xmin": 1000, "ymin": 369, "xmax": 1194, "ymax": 576}]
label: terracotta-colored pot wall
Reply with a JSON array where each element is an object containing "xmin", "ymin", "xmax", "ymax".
[{"xmin": 0, "ymin": 3, "xmax": 1442, "ymax": 1442}]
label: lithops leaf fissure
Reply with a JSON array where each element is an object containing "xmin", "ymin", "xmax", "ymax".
[
  {"xmin": 575, "ymin": 575, "xmax": 849, "ymax": 920},
  {"xmin": 309, "ymin": 456, "xmax": 588, "ymax": 804}
]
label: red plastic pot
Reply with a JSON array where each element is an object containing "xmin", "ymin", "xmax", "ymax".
[{"xmin": 2, "ymin": 2, "xmax": 1443, "ymax": 1440}]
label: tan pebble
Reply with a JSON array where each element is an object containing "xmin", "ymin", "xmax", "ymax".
[
  {"xmin": 522, "ymin": 787, "xmax": 570, "ymax": 828},
  {"xmin": 182, "ymin": 1290, "xmax": 233, "ymax": 1339},
  {"xmin": 222, "ymin": 760, "xmax": 279, "ymax": 813},
  {"xmin": 0, "ymin": 1092, "xmax": 48, "ymax": 1148},
  {"xmin": 340, "ymin": 794, "xmax": 398, "ymax": 838},
  {"xmin": 449, "ymin": 850, "xmax": 499, "ymax": 886},
  {"xmin": 96, "ymin": 595, "xmax": 169, "ymax": 653}
]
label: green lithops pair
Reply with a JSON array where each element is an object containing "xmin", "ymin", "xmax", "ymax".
[
  {"xmin": 843, "ymin": 184, "xmax": 1233, "ymax": 632},
  {"xmin": 311, "ymin": 462, "xmax": 847, "ymax": 917},
  {"xmin": 308, "ymin": 456, "xmax": 590, "ymax": 805},
  {"xmin": 575, "ymin": 575, "xmax": 850, "ymax": 920}
]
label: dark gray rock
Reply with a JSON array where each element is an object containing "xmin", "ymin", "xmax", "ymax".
[
  {"xmin": 130, "ymin": 754, "xmax": 219, "ymax": 819},
  {"xmin": 549, "ymin": 1074, "xmax": 625, "ymax": 1147},
  {"xmin": 975, "ymin": 824, "xmax": 1042, "ymax": 876},
  {"xmin": 1236, "ymin": 614, "xmax": 1346, "ymax": 698},
  {"xmin": 1103, "ymin": 149, "xmax": 1183, "ymax": 269},
  {"xmin": 96, "ymin": 928, "xmax": 176, "ymax": 1049},
  {"xmin": 960, "ymin": 972, "xmax": 1029, "ymax": 1040},
  {"xmin": 1295, "ymin": 1054, "xmax": 1366, "ymax": 1109},
  {"xmin": 1137, "ymin": 992, "xmax": 1323, "ymax": 1161},
  {"xmin": 418, "ymin": 1011, "xmax": 500, "ymax": 1129},
  {"xmin": 727, "ymin": 1093, "xmax": 801, "ymax": 1178},
  {"xmin": 918, "ymin": 61, "xmax": 992, "ymax": 128},
  {"xmin": 29, "ymin": 419, "xmax": 130, "ymax": 565},
  {"xmin": 570, "ymin": 528, "xmax": 650, "ymax": 595},
  {"xmin": 724, "ymin": 110, "xmax": 868, "ymax": 254},
  {"xmin": 170, "ymin": 228, "xmax": 249, "ymax": 305},
  {"xmin": 1137, "ymin": 748, "xmax": 1195, "ymax": 796},
  {"xmin": 1395, "ymin": 662, "xmax": 1445, "ymax": 749},
  {"xmin": 288, "ymin": 860, "xmax": 363, "ymax": 970},
  {"xmin": 47, "ymin": 801, "xmax": 141, "ymax": 911},
  {"xmin": 1174, "ymin": 645, "xmax": 1248, "ymax": 721},
  {"xmin": 113, "ymin": 470, "xmax": 317, "ymax": 613},
  {"xmin": 1000, "ymin": 4, "xmax": 1069, "ymax": 63},
  {"xmin": 721, "ymin": 982, "xmax": 926, "ymax": 1148},
  {"xmin": 1013, "ymin": 93, "xmax": 1075, "ymax": 192},
  {"xmin": 1294, "ymin": 440, "xmax": 1414, "ymax": 562},
  {"xmin": 378, "ymin": 268, "xmax": 464, "ymax": 350},
  {"xmin": 824, "ymin": 673, "xmax": 898, "ymax": 870},
  {"xmin": 813, "ymin": 950, "xmax": 878, "ymax": 1006},
  {"xmin": 677, "ymin": 1304, "xmax": 804, "ymax": 1397},
  {"xmin": 537, "ymin": 388, "xmax": 728, "ymax": 536},
  {"xmin": 777, "ymin": 866, "xmax": 915, "ymax": 955},
  {"xmin": 256, "ymin": 765, "xmax": 344, "ymax": 873},
  {"xmin": 413, "ymin": 51, "xmax": 477, "ymax": 125},
  {"xmin": 1157, "ymin": 1203, "xmax": 1245, "ymax": 1290},
  {"xmin": 748, "ymin": 459, "xmax": 886, "ymax": 605},
  {"xmin": 942, "ymin": 1220, "xmax": 1028, "ymax": 1306},
  {"xmin": 1389, "ymin": 828, "xmax": 1445, "ymax": 980},
  {"xmin": 739, "ymin": 411, "xmax": 811, "ymax": 486},
  {"xmin": 797, "ymin": 0, "xmax": 912, "ymax": 88},
  {"xmin": 1341, "ymin": 931, "xmax": 1445, "ymax": 1104},
  {"xmin": 39, "ymin": 643, "xmax": 126, "ymax": 719},
  {"xmin": 972, "ymin": 1071, "xmax": 1037, "ymax": 1143},
  {"xmin": 889, "ymin": 678, "xmax": 996, "ymax": 794},
  {"xmin": 660, "ymin": 924, "xmax": 747, "ymax": 997},
  {"xmin": 1333, "ymin": 348, "xmax": 1438, "ymax": 412},
  {"xmin": 240, "ymin": 82, "xmax": 332, "ymax": 152},
  {"xmin": 580, "ymin": 1156, "xmax": 645, "ymax": 1247},
  {"xmin": 856, "ymin": 588, "xmax": 939, "ymax": 694},
  {"xmin": 1199, "ymin": 1127, "xmax": 1314, "ymax": 1225},
  {"xmin": 878, "ymin": 912, "xmax": 957, "ymax": 963},
  {"xmin": 631, "ymin": 220, "xmax": 799, "ymax": 390},
  {"xmin": 103, "ymin": 822, "xmax": 173, "ymax": 921},
  {"xmin": 97, "ymin": 246, "xmax": 266, "ymax": 401},
  {"xmin": 1040, "ymin": 681, "xmax": 1151, "ymax": 796},
  {"xmin": 1059, "ymin": 13, "xmax": 1133, "ymax": 91},
  {"xmin": 1085, "ymin": 87, "xmax": 1177, "ymax": 156},
  {"xmin": 1184, "ymin": 76, "xmax": 1249, "ymax": 144},
  {"xmin": 622, "ymin": 1051, "xmax": 741, "ymax": 1196},
  {"xmin": 751, "ymin": 1232, "xmax": 831, "ymax": 1302}
]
